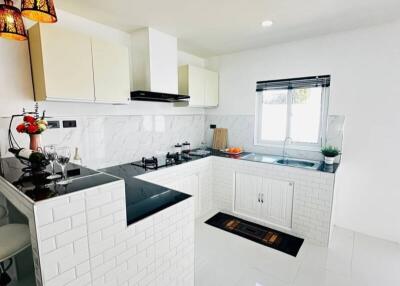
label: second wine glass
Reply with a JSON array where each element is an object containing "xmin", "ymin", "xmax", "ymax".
[
  {"xmin": 44, "ymin": 145, "xmax": 61, "ymax": 180},
  {"xmin": 56, "ymin": 146, "xmax": 71, "ymax": 185}
]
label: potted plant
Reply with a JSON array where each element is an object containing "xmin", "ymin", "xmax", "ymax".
[
  {"xmin": 16, "ymin": 115, "xmax": 48, "ymax": 151},
  {"xmin": 321, "ymin": 146, "xmax": 340, "ymax": 165}
]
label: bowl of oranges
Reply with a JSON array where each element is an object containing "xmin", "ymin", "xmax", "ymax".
[{"xmin": 222, "ymin": 147, "xmax": 243, "ymax": 155}]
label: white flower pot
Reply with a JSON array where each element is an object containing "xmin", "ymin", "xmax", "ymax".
[{"xmin": 324, "ymin": 156, "xmax": 335, "ymax": 165}]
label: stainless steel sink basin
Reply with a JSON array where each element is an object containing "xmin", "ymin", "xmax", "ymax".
[
  {"xmin": 240, "ymin": 153, "xmax": 277, "ymax": 164},
  {"xmin": 240, "ymin": 153, "xmax": 321, "ymax": 170},
  {"xmin": 274, "ymin": 158, "xmax": 320, "ymax": 170}
]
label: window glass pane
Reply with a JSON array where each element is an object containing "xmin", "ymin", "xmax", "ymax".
[
  {"xmin": 290, "ymin": 87, "xmax": 322, "ymax": 143},
  {"xmin": 260, "ymin": 89, "xmax": 287, "ymax": 141}
]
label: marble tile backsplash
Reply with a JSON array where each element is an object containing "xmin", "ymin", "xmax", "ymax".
[
  {"xmin": 204, "ymin": 114, "xmax": 345, "ymax": 162},
  {"xmin": 0, "ymin": 115, "xmax": 205, "ymax": 169},
  {"xmin": 0, "ymin": 113, "xmax": 344, "ymax": 169}
]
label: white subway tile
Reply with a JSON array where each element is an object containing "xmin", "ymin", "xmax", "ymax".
[
  {"xmin": 41, "ymin": 237, "xmax": 56, "ymax": 254},
  {"xmin": 53, "ymin": 200, "xmax": 85, "ymax": 221},
  {"xmin": 39, "ymin": 218, "xmax": 71, "ymax": 240},
  {"xmin": 46, "ymin": 268, "xmax": 76, "ymax": 286},
  {"xmin": 56, "ymin": 225, "xmax": 87, "ymax": 247},
  {"xmin": 35, "ymin": 207, "xmax": 54, "ymax": 227}
]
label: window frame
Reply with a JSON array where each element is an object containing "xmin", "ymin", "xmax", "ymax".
[{"xmin": 254, "ymin": 84, "xmax": 330, "ymax": 151}]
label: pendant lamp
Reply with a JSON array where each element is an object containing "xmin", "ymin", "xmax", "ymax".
[
  {"xmin": 21, "ymin": 0, "xmax": 57, "ymax": 23},
  {"xmin": 0, "ymin": 0, "xmax": 27, "ymax": 41}
]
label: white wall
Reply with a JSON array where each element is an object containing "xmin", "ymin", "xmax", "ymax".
[
  {"xmin": 0, "ymin": 10, "xmax": 205, "ymax": 118},
  {"xmin": 178, "ymin": 51, "xmax": 205, "ymax": 68},
  {"xmin": 206, "ymin": 20, "xmax": 400, "ymax": 243}
]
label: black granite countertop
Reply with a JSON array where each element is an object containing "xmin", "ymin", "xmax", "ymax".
[
  {"xmin": 99, "ymin": 163, "xmax": 191, "ymax": 225},
  {"xmin": 0, "ymin": 157, "xmax": 120, "ymax": 203}
]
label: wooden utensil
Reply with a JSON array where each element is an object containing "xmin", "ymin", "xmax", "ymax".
[{"xmin": 212, "ymin": 128, "xmax": 228, "ymax": 150}]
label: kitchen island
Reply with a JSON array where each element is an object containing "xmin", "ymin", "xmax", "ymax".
[{"xmin": 0, "ymin": 158, "xmax": 194, "ymax": 286}]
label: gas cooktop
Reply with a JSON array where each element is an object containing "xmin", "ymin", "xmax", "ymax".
[{"xmin": 131, "ymin": 152, "xmax": 192, "ymax": 170}]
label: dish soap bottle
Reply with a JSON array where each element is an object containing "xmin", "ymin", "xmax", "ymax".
[{"xmin": 71, "ymin": 147, "xmax": 83, "ymax": 166}]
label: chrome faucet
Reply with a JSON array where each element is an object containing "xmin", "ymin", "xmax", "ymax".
[{"xmin": 282, "ymin": 137, "xmax": 292, "ymax": 163}]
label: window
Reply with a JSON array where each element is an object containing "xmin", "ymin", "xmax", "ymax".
[{"xmin": 255, "ymin": 75, "xmax": 330, "ymax": 150}]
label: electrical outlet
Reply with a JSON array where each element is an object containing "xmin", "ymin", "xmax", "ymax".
[
  {"xmin": 47, "ymin": 121, "xmax": 60, "ymax": 129},
  {"xmin": 62, "ymin": 120, "xmax": 77, "ymax": 128}
]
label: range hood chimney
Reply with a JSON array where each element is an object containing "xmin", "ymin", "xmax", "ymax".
[{"xmin": 130, "ymin": 28, "xmax": 189, "ymax": 103}]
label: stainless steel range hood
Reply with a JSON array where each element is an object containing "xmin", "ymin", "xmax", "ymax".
[
  {"xmin": 130, "ymin": 90, "xmax": 189, "ymax": 102},
  {"xmin": 130, "ymin": 28, "xmax": 189, "ymax": 103}
]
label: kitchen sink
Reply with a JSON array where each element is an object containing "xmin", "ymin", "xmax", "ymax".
[
  {"xmin": 274, "ymin": 158, "xmax": 320, "ymax": 170},
  {"xmin": 240, "ymin": 153, "xmax": 321, "ymax": 170},
  {"xmin": 240, "ymin": 153, "xmax": 277, "ymax": 164}
]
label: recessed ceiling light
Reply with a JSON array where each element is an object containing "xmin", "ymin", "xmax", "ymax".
[{"xmin": 261, "ymin": 20, "xmax": 273, "ymax": 27}]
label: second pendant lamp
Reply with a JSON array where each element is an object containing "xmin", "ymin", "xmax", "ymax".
[
  {"xmin": 0, "ymin": 0, "xmax": 27, "ymax": 41},
  {"xmin": 21, "ymin": 0, "xmax": 57, "ymax": 23}
]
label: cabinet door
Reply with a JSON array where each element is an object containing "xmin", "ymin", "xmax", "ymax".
[
  {"xmin": 234, "ymin": 172, "xmax": 262, "ymax": 219},
  {"xmin": 204, "ymin": 69, "xmax": 219, "ymax": 107},
  {"xmin": 35, "ymin": 24, "xmax": 95, "ymax": 102},
  {"xmin": 92, "ymin": 38, "xmax": 131, "ymax": 104},
  {"xmin": 260, "ymin": 178, "xmax": 294, "ymax": 228},
  {"xmin": 188, "ymin": 65, "xmax": 205, "ymax": 107}
]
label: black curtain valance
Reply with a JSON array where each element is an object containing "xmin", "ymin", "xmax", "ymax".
[{"xmin": 256, "ymin": 75, "xmax": 330, "ymax": 92}]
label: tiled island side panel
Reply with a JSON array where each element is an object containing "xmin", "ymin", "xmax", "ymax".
[
  {"xmin": 34, "ymin": 180, "xmax": 195, "ymax": 286},
  {"xmin": 212, "ymin": 157, "xmax": 335, "ymax": 246}
]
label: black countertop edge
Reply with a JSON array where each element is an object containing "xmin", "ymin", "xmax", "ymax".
[{"xmin": 0, "ymin": 157, "xmax": 121, "ymax": 203}]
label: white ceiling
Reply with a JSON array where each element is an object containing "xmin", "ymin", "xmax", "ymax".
[{"xmin": 56, "ymin": 0, "xmax": 400, "ymax": 57}]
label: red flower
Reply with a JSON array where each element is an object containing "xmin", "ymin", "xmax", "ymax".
[
  {"xmin": 23, "ymin": 115, "xmax": 36, "ymax": 124},
  {"xmin": 16, "ymin": 123, "xmax": 26, "ymax": 133},
  {"xmin": 27, "ymin": 124, "xmax": 39, "ymax": 134}
]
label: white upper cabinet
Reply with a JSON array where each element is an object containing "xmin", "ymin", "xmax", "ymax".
[
  {"xmin": 178, "ymin": 65, "xmax": 219, "ymax": 107},
  {"xmin": 204, "ymin": 69, "xmax": 219, "ymax": 106},
  {"xmin": 29, "ymin": 24, "xmax": 94, "ymax": 102},
  {"xmin": 28, "ymin": 24, "xmax": 131, "ymax": 104},
  {"xmin": 91, "ymin": 38, "xmax": 130, "ymax": 104}
]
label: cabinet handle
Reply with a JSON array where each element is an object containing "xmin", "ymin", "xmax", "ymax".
[
  {"xmin": 257, "ymin": 193, "xmax": 260, "ymax": 202},
  {"xmin": 261, "ymin": 193, "xmax": 264, "ymax": 203}
]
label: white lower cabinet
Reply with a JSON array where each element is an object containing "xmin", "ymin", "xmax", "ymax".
[
  {"xmin": 234, "ymin": 173, "xmax": 262, "ymax": 219},
  {"xmin": 234, "ymin": 172, "xmax": 294, "ymax": 229},
  {"xmin": 165, "ymin": 174, "xmax": 201, "ymax": 218},
  {"xmin": 137, "ymin": 159, "xmax": 212, "ymax": 219}
]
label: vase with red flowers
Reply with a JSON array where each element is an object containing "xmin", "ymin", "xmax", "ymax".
[{"xmin": 16, "ymin": 115, "xmax": 48, "ymax": 151}]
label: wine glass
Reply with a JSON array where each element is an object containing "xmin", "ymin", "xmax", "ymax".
[
  {"xmin": 44, "ymin": 145, "xmax": 61, "ymax": 180},
  {"xmin": 56, "ymin": 146, "xmax": 71, "ymax": 185}
]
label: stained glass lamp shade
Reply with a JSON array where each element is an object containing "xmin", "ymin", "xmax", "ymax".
[
  {"xmin": 21, "ymin": 0, "xmax": 57, "ymax": 23},
  {"xmin": 0, "ymin": 0, "xmax": 27, "ymax": 41}
]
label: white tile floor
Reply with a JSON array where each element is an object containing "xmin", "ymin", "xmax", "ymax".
[{"xmin": 195, "ymin": 211, "xmax": 400, "ymax": 286}]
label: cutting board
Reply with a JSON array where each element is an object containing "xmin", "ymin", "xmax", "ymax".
[{"xmin": 212, "ymin": 128, "xmax": 228, "ymax": 150}]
